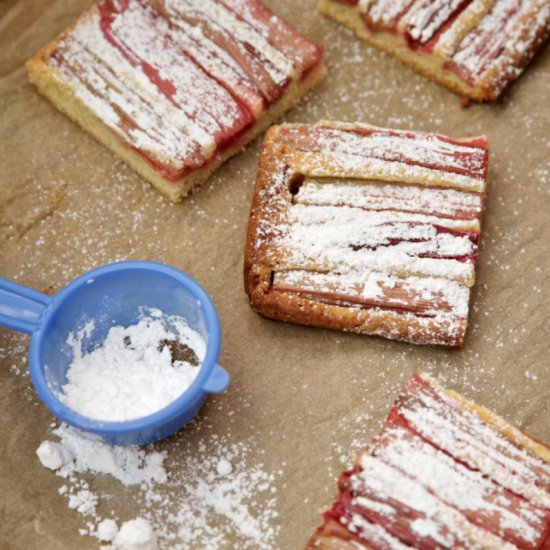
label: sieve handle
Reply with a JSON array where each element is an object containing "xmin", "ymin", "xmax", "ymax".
[{"xmin": 0, "ymin": 278, "xmax": 53, "ymax": 335}]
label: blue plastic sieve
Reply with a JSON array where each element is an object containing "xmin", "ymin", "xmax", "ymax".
[{"xmin": 0, "ymin": 260, "xmax": 230, "ymax": 445}]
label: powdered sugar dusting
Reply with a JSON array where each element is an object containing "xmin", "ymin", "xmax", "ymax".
[
  {"xmin": 2, "ymin": 0, "xmax": 549, "ymax": 548},
  {"xmin": 370, "ymin": 424, "xmax": 548, "ymax": 545},
  {"xmin": 164, "ymin": 0, "xmax": 295, "ymax": 82},
  {"xmin": 434, "ymin": 0, "xmax": 488, "ymax": 58},
  {"xmin": 51, "ymin": 10, "xmax": 214, "ymax": 167},
  {"xmin": 344, "ymin": 512, "xmax": 411, "ymax": 549},
  {"xmin": 107, "ymin": 1, "xmax": 251, "ymax": 134},
  {"xmin": 351, "ymin": 455, "xmax": 515, "ymax": 548},
  {"xmin": 279, "ymin": 124, "xmax": 489, "ymax": 182},
  {"xmin": 35, "ymin": 421, "xmax": 282, "ymax": 549},
  {"xmin": 274, "ymin": 269, "xmax": 470, "ymax": 318},
  {"xmin": 451, "ymin": 0, "xmax": 550, "ymax": 85},
  {"xmin": 296, "ymin": 177, "xmax": 482, "ymax": 219},
  {"xmin": 399, "ymin": 376, "xmax": 550, "ymax": 507},
  {"xmin": 367, "ymin": 0, "xmax": 416, "ymax": 29},
  {"xmin": 407, "ymin": 0, "xmax": 468, "ymax": 44}
]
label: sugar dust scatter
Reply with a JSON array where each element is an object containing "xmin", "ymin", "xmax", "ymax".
[
  {"xmin": 158, "ymin": 438, "xmax": 279, "ymax": 549},
  {"xmin": 36, "ymin": 423, "xmax": 281, "ymax": 549}
]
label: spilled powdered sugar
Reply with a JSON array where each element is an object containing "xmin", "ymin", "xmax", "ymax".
[
  {"xmin": 31, "ymin": 295, "xmax": 281, "ymax": 548},
  {"xmin": 36, "ymin": 423, "xmax": 281, "ymax": 549},
  {"xmin": 37, "ymin": 424, "xmax": 168, "ymax": 488},
  {"xmin": 37, "ymin": 424, "xmax": 165, "ymax": 548}
]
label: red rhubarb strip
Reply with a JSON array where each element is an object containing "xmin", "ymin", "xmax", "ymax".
[
  {"xmin": 98, "ymin": 0, "xmax": 255, "ymax": 146},
  {"xmin": 405, "ymin": 0, "xmax": 473, "ymax": 50},
  {"xmin": 217, "ymin": 0, "xmax": 324, "ymax": 77},
  {"xmin": 272, "ymin": 269, "xmax": 469, "ymax": 317},
  {"xmin": 345, "ymin": 222, "xmax": 478, "ymax": 262},
  {"xmin": 159, "ymin": 0, "xmax": 289, "ymax": 104},
  {"xmin": 446, "ymin": 0, "xmax": 523, "ymax": 84},
  {"xmin": 152, "ymin": 4, "xmax": 266, "ymax": 117},
  {"xmin": 371, "ymin": 414, "xmax": 550, "ymax": 549},
  {"xmin": 397, "ymin": 375, "xmax": 550, "ymax": 496},
  {"xmin": 362, "ymin": 0, "xmax": 418, "ymax": 33},
  {"xmin": 332, "ymin": 461, "xmax": 501, "ymax": 549},
  {"xmin": 295, "ymin": 181, "xmax": 482, "ymax": 221},
  {"xmin": 278, "ymin": 126, "xmax": 489, "ymax": 181},
  {"xmin": 52, "ymin": 47, "xmax": 202, "ymax": 179},
  {"xmin": 322, "ymin": 500, "xmax": 410, "ymax": 549}
]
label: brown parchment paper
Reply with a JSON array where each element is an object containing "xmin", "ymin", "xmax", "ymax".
[{"xmin": 1, "ymin": 1, "xmax": 549, "ymax": 548}]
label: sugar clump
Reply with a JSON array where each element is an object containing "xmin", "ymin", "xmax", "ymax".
[
  {"xmin": 36, "ymin": 440, "xmax": 74, "ymax": 470},
  {"xmin": 113, "ymin": 518, "xmax": 158, "ymax": 550},
  {"xmin": 93, "ymin": 518, "xmax": 119, "ymax": 542},
  {"xmin": 216, "ymin": 458, "xmax": 233, "ymax": 476}
]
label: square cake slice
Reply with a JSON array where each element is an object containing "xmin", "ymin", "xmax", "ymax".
[
  {"xmin": 244, "ymin": 121, "xmax": 489, "ymax": 347},
  {"xmin": 26, "ymin": 0, "xmax": 325, "ymax": 202},
  {"xmin": 306, "ymin": 373, "xmax": 550, "ymax": 549},
  {"xmin": 318, "ymin": 0, "xmax": 550, "ymax": 103}
]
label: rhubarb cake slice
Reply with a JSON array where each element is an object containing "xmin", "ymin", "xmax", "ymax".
[
  {"xmin": 26, "ymin": 0, "xmax": 325, "ymax": 202},
  {"xmin": 244, "ymin": 121, "xmax": 489, "ymax": 347},
  {"xmin": 318, "ymin": 0, "xmax": 550, "ymax": 103},
  {"xmin": 306, "ymin": 373, "xmax": 550, "ymax": 549}
]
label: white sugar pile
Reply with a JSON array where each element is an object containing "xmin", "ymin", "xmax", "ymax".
[
  {"xmin": 110, "ymin": 518, "xmax": 158, "ymax": 550},
  {"xmin": 60, "ymin": 310, "xmax": 205, "ymax": 421},
  {"xmin": 37, "ymin": 423, "xmax": 165, "ymax": 549},
  {"xmin": 36, "ymin": 425, "xmax": 281, "ymax": 549},
  {"xmin": 36, "ymin": 424, "xmax": 168, "ymax": 486}
]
